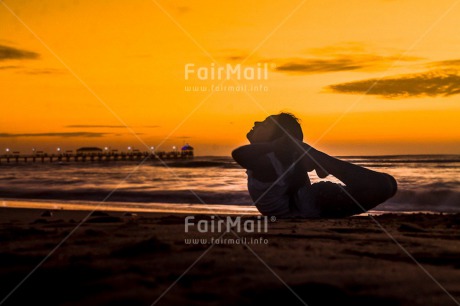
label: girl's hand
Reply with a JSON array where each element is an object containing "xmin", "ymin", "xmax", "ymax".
[{"xmin": 271, "ymin": 134, "xmax": 297, "ymax": 152}]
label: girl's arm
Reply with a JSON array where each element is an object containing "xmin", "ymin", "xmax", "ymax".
[
  {"xmin": 232, "ymin": 142, "xmax": 274, "ymax": 168},
  {"xmin": 232, "ymin": 142, "xmax": 278, "ymax": 182},
  {"xmin": 271, "ymin": 135, "xmax": 329, "ymax": 179},
  {"xmin": 291, "ymin": 140, "xmax": 329, "ymax": 178}
]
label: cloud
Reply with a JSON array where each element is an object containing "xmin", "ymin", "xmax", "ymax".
[
  {"xmin": 269, "ymin": 42, "xmax": 422, "ymax": 74},
  {"xmin": 0, "ymin": 132, "xmax": 108, "ymax": 138},
  {"xmin": 218, "ymin": 49, "xmax": 252, "ymax": 63},
  {"xmin": 22, "ymin": 68, "xmax": 63, "ymax": 75},
  {"xmin": 66, "ymin": 125, "xmax": 127, "ymax": 128},
  {"xmin": 430, "ymin": 58, "xmax": 460, "ymax": 69},
  {"xmin": 66, "ymin": 125, "xmax": 160, "ymax": 128},
  {"xmin": 227, "ymin": 56, "xmax": 245, "ymax": 61},
  {"xmin": 326, "ymin": 70, "xmax": 460, "ymax": 98},
  {"xmin": 275, "ymin": 54, "xmax": 421, "ymax": 75},
  {"xmin": 225, "ymin": 54, "xmax": 248, "ymax": 62},
  {"xmin": 0, "ymin": 66, "xmax": 63, "ymax": 74},
  {"xmin": 0, "ymin": 44, "xmax": 39, "ymax": 61},
  {"xmin": 0, "ymin": 65, "xmax": 19, "ymax": 70},
  {"xmin": 276, "ymin": 58, "xmax": 364, "ymax": 73}
]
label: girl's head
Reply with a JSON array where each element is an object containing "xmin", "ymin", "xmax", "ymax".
[{"xmin": 247, "ymin": 112, "xmax": 303, "ymax": 143}]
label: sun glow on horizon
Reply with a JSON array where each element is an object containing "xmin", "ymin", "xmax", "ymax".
[{"xmin": 1, "ymin": 0, "xmax": 460, "ymax": 156}]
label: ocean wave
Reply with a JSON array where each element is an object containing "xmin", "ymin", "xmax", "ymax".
[
  {"xmin": 154, "ymin": 160, "xmax": 241, "ymax": 168},
  {"xmin": 1, "ymin": 186, "xmax": 459, "ymax": 212},
  {"xmin": 378, "ymin": 189, "xmax": 460, "ymax": 212}
]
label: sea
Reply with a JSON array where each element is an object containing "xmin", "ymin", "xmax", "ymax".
[{"xmin": 0, "ymin": 155, "xmax": 459, "ymax": 214}]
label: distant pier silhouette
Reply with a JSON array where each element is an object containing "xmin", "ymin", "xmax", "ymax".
[{"xmin": 0, "ymin": 145, "xmax": 194, "ymax": 164}]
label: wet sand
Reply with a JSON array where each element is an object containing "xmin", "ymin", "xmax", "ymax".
[{"xmin": 0, "ymin": 207, "xmax": 459, "ymax": 306}]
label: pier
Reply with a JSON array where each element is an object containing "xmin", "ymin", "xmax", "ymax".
[{"xmin": 0, "ymin": 145, "xmax": 194, "ymax": 164}]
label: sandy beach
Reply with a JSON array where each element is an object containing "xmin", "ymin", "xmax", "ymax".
[{"xmin": 0, "ymin": 206, "xmax": 459, "ymax": 306}]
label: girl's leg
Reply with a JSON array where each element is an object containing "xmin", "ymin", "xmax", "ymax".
[{"xmin": 304, "ymin": 146, "xmax": 397, "ymax": 213}]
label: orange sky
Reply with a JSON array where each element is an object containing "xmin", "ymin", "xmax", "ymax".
[{"xmin": 1, "ymin": 0, "xmax": 460, "ymax": 156}]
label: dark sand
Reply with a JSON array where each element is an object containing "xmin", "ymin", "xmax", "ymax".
[{"xmin": 1, "ymin": 207, "xmax": 459, "ymax": 306}]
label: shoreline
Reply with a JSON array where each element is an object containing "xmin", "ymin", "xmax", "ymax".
[
  {"xmin": 0, "ymin": 197, "xmax": 454, "ymax": 216},
  {"xmin": 0, "ymin": 198, "xmax": 260, "ymax": 215}
]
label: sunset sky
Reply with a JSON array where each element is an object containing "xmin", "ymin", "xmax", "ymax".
[{"xmin": 1, "ymin": 0, "xmax": 459, "ymax": 156}]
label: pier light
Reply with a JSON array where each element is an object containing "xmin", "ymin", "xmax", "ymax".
[
  {"xmin": 6, "ymin": 148, "xmax": 10, "ymax": 153},
  {"xmin": 57, "ymin": 147, "xmax": 61, "ymax": 152},
  {"xmin": 172, "ymin": 146, "xmax": 176, "ymax": 151},
  {"xmin": 104, "ymin": 147, "xmax": 109, "ymax": 151},
  {"xmin": 127, "ymin": 146, "xmax": 132, "ymax": 151}
]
